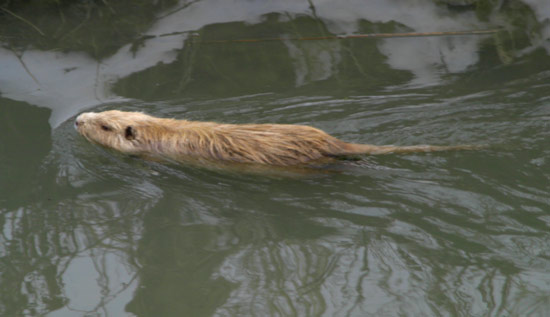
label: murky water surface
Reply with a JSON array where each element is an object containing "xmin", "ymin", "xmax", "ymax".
[{"xmin": 1, "ymin": 1, "xmax": 549, "ymax": 316}]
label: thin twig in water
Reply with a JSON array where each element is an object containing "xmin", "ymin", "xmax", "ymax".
[
  {"xmin": 1, "ymin": 7, "xmax": 45, "ymax": 36},
  {"xmin": 193, "ymin": 29, "xmax": 502, "ymax": 44},
  {"xmin": 10, "ymin": 45, "xmax": 40, "ymax": 86},
  {"xmin": 155, "ymin": 0, "xmax": 202, "ymax": 21}
]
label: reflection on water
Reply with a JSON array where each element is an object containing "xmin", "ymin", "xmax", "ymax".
[
  {"xmin": 0, "ymin": 0, "xmax": 531, "ymax": 127},
  {"xmin": 0, "ymin": 0, "xmax": 550, "ymax": 316}
]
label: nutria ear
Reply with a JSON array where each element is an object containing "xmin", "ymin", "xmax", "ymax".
[{"xmin": 125, "ymin": 126, "xmax": 136, "ymax": 140}]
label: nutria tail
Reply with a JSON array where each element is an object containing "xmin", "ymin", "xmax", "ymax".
[{"xmin": 341, "ymin": 143, "xmax": 485, "ymax": 155}]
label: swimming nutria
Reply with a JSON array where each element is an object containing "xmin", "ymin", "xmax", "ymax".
[{"xmin": 75, "ymin": 110, "xmax": 480, "ymax": 167}]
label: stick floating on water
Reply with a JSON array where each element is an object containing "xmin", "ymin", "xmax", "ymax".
[{"xmin": 191, "ymin": 29, "xmax": 501, "ymax": 44}]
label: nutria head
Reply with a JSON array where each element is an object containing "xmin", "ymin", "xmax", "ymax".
[{"xmin": 75, "ymin": 110, "xmax": 151, "ymax": 154}]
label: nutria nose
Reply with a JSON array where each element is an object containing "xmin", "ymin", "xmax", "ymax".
[
  {"xmin": 75, "ymin": 114, "xmax": 86, "ymax": 129},
  {"xmin": 75, "ymin": 113, "xmax": 89, "ymax": 126}
]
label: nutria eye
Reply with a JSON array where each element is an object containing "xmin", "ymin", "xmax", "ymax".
[
  {"xmin": 101, "ymin": 125, "xmax": 112, "ymax": 131},
  {"xmin": 125, "ymin": 126, "xmax": 135, "ymax": 140}
]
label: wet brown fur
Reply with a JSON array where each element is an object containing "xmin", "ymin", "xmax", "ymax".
[{"xmin": 76, "ymin": 110, "xmax": 480, "ymax": 167}]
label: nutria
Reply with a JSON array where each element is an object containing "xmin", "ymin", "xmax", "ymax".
[{"xmin": 75, "ymin": 110, "xmax": 480, "ymax": 167}]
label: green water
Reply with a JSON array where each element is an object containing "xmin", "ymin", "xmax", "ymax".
[{"xmin": 1, "ymin": 1, "xmax": 550, "ymax": 316}]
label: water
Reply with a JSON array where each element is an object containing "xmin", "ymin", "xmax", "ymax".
[{"xmin": 1, "ymin": 1, "xmax": 550, "ymax": 316}]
